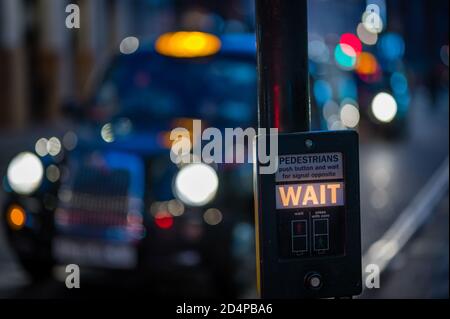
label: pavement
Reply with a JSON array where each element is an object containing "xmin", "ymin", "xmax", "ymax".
[{"xmin": 362, "ymin": 194, "xmax": 449, "ymax": 299}]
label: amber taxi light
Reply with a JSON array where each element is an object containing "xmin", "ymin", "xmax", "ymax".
[
  {"xmin": 155, "ymin": 32, "xmax": 221, "ymax": 58},
  {"xmin": 7, "ymin": 205, "xmax": 26, "ymax": 230}
]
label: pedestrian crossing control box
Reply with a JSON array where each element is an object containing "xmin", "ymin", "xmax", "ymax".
[{"xmin": 254, "ymin": 130, "xmax": 362, "ymax": 298}]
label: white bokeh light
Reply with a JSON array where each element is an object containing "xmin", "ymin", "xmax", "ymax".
[
  {"xmin": 46, "ymin": 164, "xmax": 61, "ymax": 183},
  {"xmin": 47, "ymin": 137, "xmax": 62, "ymax": 156},
  {"xmin": 371, "ymin": 92, "xmax": 398, "ymax": 123},
  {"xmin": 203, "ymin": 208, "xmax": 223, "ymax": 226},
  {"xmin": 340, "ymin": 103, "xmax": 360, "ymax": 128},
  {"xmin": 362, "ymin": 8, "xmax": 384, "ymax": 34},
  {"xmin": 35, "ymin": 138, "xmax": 49, "ymax": 157},
  {"xmin": 174, "ymin": 164, "xmax": 219, "ymax": 207},
  {"xmin": 101, "ymin": 123, "xmax": 115, "ymax": 143},
  {"xmin": 63, "ymin": 131, "xmax": 78, "ymax": 151},
  {"xmin": 120, "ymin": 37, "xmax": 140, "ymax": 55},
  {"xmin": 357, "ymin": 23, "xmax": 378, "ymax": 45},
  {"xmin": 7, "ymin": 152, "xmax": 44, "ymax": 195}
]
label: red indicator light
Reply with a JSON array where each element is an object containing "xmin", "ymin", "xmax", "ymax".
[
  {"xmin": 155, "ymin": 212, "xmax": 174, "ymax": 229},
  {"xmin": 295, "ymin": 222, "xmax": 305, "ymax": 236}
]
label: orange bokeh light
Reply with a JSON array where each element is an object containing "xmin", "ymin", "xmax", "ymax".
[
  {"xmin": 7, "ymin": 205, "xmax": 26, "ymax": 230},
  {"xmin": 356, "ymin": 52, "xmax": 379, "ymax": 76}
]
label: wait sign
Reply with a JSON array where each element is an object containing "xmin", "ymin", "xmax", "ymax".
[{"xmin": 276, "ymin": 182, "xmax": 344, "ymax": 209}]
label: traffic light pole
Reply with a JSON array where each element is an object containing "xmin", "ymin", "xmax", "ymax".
[
  {"xmin": 255, "ymin": 0, "xmax": 311, "ymax": 133},
  {"xmin": 254, "ymin": 0, "xmax": 362, "ymax": 299}
]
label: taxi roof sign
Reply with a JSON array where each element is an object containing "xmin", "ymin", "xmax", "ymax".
[{"xmin": 155, "ymin": 32, "xmax": 222, "ymax": 58}]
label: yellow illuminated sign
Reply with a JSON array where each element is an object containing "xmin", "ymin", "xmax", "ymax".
[
  {"xmin": 155, "ymin": 32, "xmax": 222, "ymax": 58},
  {"xmin": 276, "ymin": 182, "xmax": 344, "ymax": 209}
]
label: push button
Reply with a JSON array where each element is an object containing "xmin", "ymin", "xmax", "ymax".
[{"xmin": 305, "ymin": 273, "xmax": 323, "ymax": 290}]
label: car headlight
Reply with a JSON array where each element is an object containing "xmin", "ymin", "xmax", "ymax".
[
  {"xmin": 174, "ymin": 163, "xmax": 219, "ymax": 207},
  {"xmin": 7, "ymin": 152, "xmax": 44, "ymax": 195}
]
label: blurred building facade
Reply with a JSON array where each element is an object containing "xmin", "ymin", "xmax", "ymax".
[
  {"xmin": 0, "ymin": 0, "xmax": 173, "ymax": 129},
  {"xmin": 0, "ymin": 0, "xmax": 253, "ymax": 130},
  {"xmin": 0, "ymin": 0, "xmax": 447, "ymax": 130}
]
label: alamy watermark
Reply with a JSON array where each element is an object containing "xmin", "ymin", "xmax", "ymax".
[
  {"xmin": 65, "ymin": 4, "xmax": 80, "ymax": 29},
  {"xmin": 65, "ymin": 264, "xmax": 80, "ymax": 289},
  {"xmin": 365, "ymin": 264, "xmax": 381, "ymax": 289},
  {"xmin": 169, "ymin": 120, "xmax": 279, "ymax": 174}
]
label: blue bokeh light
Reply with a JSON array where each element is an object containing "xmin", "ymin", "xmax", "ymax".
[
  {"xmin": 378, "ymin": 33, "xmax": 405, "ymax": 61},
  {"xmin": 313, "ymin": 80, "xmax": 333, "ymax": 106}
]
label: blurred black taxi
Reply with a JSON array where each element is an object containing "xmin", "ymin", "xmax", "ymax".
[{"xmin": 2, "ymin": 32, "xmax": 257, "ymax": 297}]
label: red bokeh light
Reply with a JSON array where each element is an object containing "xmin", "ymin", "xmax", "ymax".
[
  {"xmin": 155, "ymin": 212, "xmax": 174, "ymax": 229},
  {"xmin": 340, "ymin": 33, "xmax": 362, "ymax": 55}
]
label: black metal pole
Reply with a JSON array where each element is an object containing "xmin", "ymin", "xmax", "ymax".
[{"xmin": 255, "ymin": 0, "xmax": 311, "ymax": 133}]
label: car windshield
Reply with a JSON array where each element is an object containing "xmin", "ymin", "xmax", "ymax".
[{"xmin": 89, "ymin": 53, "xmax": 257, "ymax": 130}]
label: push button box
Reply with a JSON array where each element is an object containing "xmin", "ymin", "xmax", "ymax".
[{"xmin": 254, "ymin": 131, "xmax": 362, "ymax": 298}]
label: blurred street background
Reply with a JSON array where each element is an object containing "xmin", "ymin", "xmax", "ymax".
[{"xmin": 0, "ymin": 0, "xmax": 448, "ymax": 299}]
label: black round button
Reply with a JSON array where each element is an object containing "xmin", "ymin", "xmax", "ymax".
[{"xmin": 305, "ymin": 273, "xmax": 323, "ymax": 290}]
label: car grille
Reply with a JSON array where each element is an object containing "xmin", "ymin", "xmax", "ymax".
[
  {"xmin": 57, "ymin": 167, "xmax": 130, "ymax": 227},
  {"xmin": 55, "ymin": 152, "xmax": 145, "ymax": 243}
]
